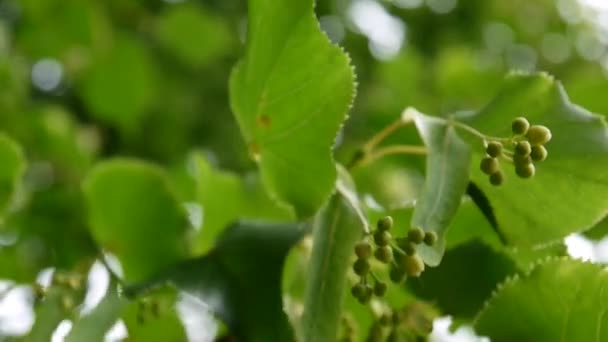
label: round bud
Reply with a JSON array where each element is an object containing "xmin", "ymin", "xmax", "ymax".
[
  {"xmin": 401, "ymin": 240, "xmax": 416, "ymax": 256},
  {"xmin": 374, "ymin": 230, "xmax": 392, "ymax": 247},
  {"xmin": 377, "ymin": 216, "xmax": 393, "ymax": 231},
  {"xmin": 353, "ymin": 259, "xmax": 370, "ymax": 276},
  {"xmin": 354, "ymin": 241, "xmax": 372, "ymax": 259},
  {"xmin": 489, "ymin": 171, "xmax": 504, "ymax": 186},
  {"xmin": 511, "ymin": 117, "xmax": 530, "ymax": 135},
  {"xmin": 423, "ymin": 231, "xmax": 438, "ymax": 246},
  {"xmin": 514, "ymin": 141, "xmax": 531, "ymax": 156},
  {"xmin": 407, "ymin": 227, "xmax": 425, "ymax": 244},
  {"xmin": 357, "ymin": 285, "xmax": 373, "ymax": 304},
  {"xmin": 530, "ymin": 145, "xmax": 547, "ymax": 162},
  {"xmin": 480, "ymin": 157, "xmax": 499, "ymax": 175},
  {"xmin": 515, "ymin": 163, "xmax": 535, "ymax": 178},
  {"xmin": 513, "ymin": 154, "xmax": 532, "ymax": 166},
  {"xmin": 486, "ymin": 141, "xmax": 503, "ymax": 158},
  {"xmin": 527, "ymin": 125, "xmax": 552, "ymax": 145},
  {"xmin": 373, "ymin": 282, "xmax": 387, "ymax": 297},
  {"xmin": 389, "ymin": 266, "xmax": 406, "ymax": 284},
  {"xmin": 399, "ymin": 254, "xmax": 425, "ymax": 277},
  {"xmin": 374, "ymin": 246, "xmax": 393, "ymax": 263},
  {"xmin": 351, "ymin": 283, "xmax": 366, "ymax": 299}
]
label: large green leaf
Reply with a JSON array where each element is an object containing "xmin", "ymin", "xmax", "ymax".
[
  {"xmin": 229, "ymin": 0, "xmax": 355, "ymax": 217},
  {"xmin": 192, "ymin": 154, "xmax": 292, "ymax": 254},
  {"xmin": 0, "ymin": 133, "xmax": 25, "ymax": 214},
  {"xmin": 127, "ymin": 221, "xmax": 306, "ymax": 342},
  {"xmin": 460, "ymin": 72, "xmax": 608, "ymax": 246},
  {"xmin": 301, "ymin": 167, "xmax": 367, "ymax": 342},
  {"xmin": 408, "ymin": 108, "xmax": 472, "ymax": 266},
  {"xmin": 475, "ymin": 258, "xmax": 608, "ymax": 342},
  {"xmin": 83, "ymin": 159, "xmax": 188, "ymax": 282}
]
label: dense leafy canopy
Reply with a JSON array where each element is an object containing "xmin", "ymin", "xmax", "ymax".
[{"xmin": 2, "ymin": 0, "xmax": 608, "ymax": 341}]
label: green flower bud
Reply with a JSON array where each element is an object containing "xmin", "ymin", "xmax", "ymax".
[
  {"xmin": 423, "ymin": 231, "xmax": 438, "ymax": 246},
  {"xmin": 513, "ymin": 153, "xmax": 532, "ymax": 166},
  {"xmin": 389, "ymin": 266, "xmax": 406, "ymax": 284},
  {"xmin": 530, "ymin": 145, "xmax": 548, "ymax": 162},
  {"xmin": 353, "ymin": 259, "xmax": 370, "ymax": 276},
  {"xmin": 512, "ymin": 117, "xmax": 530, "ymax": 135},
  {"xmin": 374, "ymin": 230, "xmax": 392, "ymax": 247},
  {"xmin": 400, "ymin": 240, "xmax": 416, "ymax": 256},
  {"xmin": 374, "ymin": 246, "xmax": 393, "ymax": 263},
  {"xmin": 373, "ymin": 282, "xmax": 387, "ymax": 297},
  {"xmin": 486, "ymin": 141, "xmax": 503, "ymax": 158},
  {"xmin": 407, "ymin": 227, "xmax": 425, "ymax": 244},
  {"xmin": 515, "ymin": 163, "xmax": 535, "ymax": 178},
  {"xmin": 489, "ymin": 170, "xmax": 504, "ymax": 186},
  {"xmin": 514, "ymin": 141, "xmax": 531, "ymax": 156},
  {"xmin": 351, "ymin": 283, "xmax": 366, "ymax": 299},
  {"xmin": 357, "ymin": 285, "xmax": 373, "ymax": 304},
  {"xmin": 480, "ymin": 157, "xmax": 499, "ymax": 175},
  {"xmin": 399, "ymin": 254, "xmax": 425, "ymax": 277},
  {"xmin": 355, "ymin": 241, "xmax": 373, "ymax": 259},
  {"xmin": 527, "ymin": 125, "xmax": 552, "ymax": 145},
  {"xmin": 377, "ymin": 216, "xmax": 393, "ymax": 231}
]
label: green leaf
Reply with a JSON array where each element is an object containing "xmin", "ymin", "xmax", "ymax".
[
  {"xmin": 301, "ymin": 166, "xmax": 367, "ymax": 342},
  {"xmin": 192, "ymin": 154, "xmax": 293, "ymax": 254},
  {"xmin": 408, "ymin": 240, "xmax": 518, "ymax": 320},
  {"xmin": 407, "ymin": 108, "xmax": 472, "ymax": 266},
  {"xmin": 475, "ymin": 258, "xmax": 608, "ymax": 342},
  {"xmin": 461, "ymin": 72, "xmax": 608, "ymax": 246},
  {"xmin": 127, "ymin": 221, "xmax": 306, "ymax": 342},
  {"xmin": 65, "ymin": 284, "xmax": 125, "ymax": 342},
  {"xmin": 83, "ymin": 159, "xmax": 188, "ymax": 282},
  {"xmin": 156, "ymin": 4, "xmax": 233, "ymax": 68},
  {"xmin": 80, "ymin": 37, "xmax": 157, "ymax": 132},
  {"xmin": 0, "ymin": 133, "xmax": 25, "ymax": 214},
  {"xmin": 229, "ymin": 0, "xmax": 355, "ymax": 217}
]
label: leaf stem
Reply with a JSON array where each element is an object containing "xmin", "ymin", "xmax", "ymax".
[
  {"xmin": 353, "ymin": 145, "xmax": 427, "ymax": 170},
  {"xmin": 362, "ymin": 116, "xmax": 412, "ymax": 153},
  {"xmin": 449, "ymin": 119, "xmax": 511, "ymax": 144}
]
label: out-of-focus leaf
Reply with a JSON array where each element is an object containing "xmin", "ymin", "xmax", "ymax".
[
  {"xmin": 83, "ymin": 159, "xmax": 188, "ymax": 282},
  {"xmin": 0, "ymin": 133, "xmax": 25, "ymax": 215},
  {"xmin": 460, "ymin": 72, "xmax": 608, "ymax": 246},
  {"xmin": 156, "ymin": 4, "xmax": 233, "ymax": 68},
  {"xmin": 192, "ymin": 154, "xmax": 293, "ymax": 254},
  {"xmin": 80, "ymin": 37, "xmax": 157, "ymax": 132},
  {"xmin": 408, "ymin": 108, "xmax": 472, "ymax": 266},
  {"xmin": 301, "ymin": 167, "xmax": 367, "ymax": 342},
  {"xmin": 127, "ymin": 221, "xmax": 306, "ymax": 342},
  {"xmin": 230, "ymin": 0, "xmax": 355, "ymax": 217},
  {"xmin": 65, "ymin": 284, "xmax": 125, "ymax": 342},
  {"xmin": 26, "ymin": 289, "xmax": 67, "ymax": 342},
  {"xmin": 475, "ymin": 258, "xmax": 608, "ymax": 342}
]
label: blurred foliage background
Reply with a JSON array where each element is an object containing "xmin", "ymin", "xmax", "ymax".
[{"xmin": 1, "ymin": 0, "xmax": 608, "ymax": 339}]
